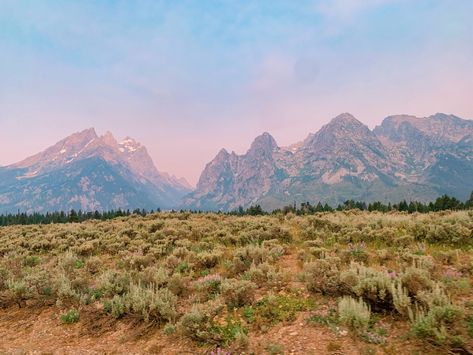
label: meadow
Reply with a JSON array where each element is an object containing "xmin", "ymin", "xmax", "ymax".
[{"xmin": 1, "ymin": 210, "xmax": 473, "ymax": 354}]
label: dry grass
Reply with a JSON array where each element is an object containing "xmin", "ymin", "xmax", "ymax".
[{"xmin": 0, "ymin": 210, "xmax": 473, "ymax": 353}]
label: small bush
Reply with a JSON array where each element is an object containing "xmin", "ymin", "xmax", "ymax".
[
  {"xmin": 350, "ymin": 264, "xmax": 393, "ymax": 311},
  {"xmin": 195, "ymin": 251, "xmax": 222, "ymax": 269},
  {"xmin": 220, "ymin": 279, "xmax": 256, "ymax": 308},
  {"xmin": 338, "ymin": 296, "xmax": 371, "ymax": 332},
  {"xmin": 303, "ymin": 259, "xmax": 341, "ymax": 296},
  {"xmin": 242, "ymin": 262, "xmax": 288, "ymax": 289},
  {"xmin": 23, "ymin": 255, "xmax": 41, "ymax": 267},
  {"xmin": 104, "ymin": 295, "xmax": 126, "ymax": 318},
  {"xmin": 265, "ymin": 342, "xmax": 284, "ymax": 355},
  {"xmin": 163, "ymin": 323, "xmax": 177, "ymax": 335},
  {"xmin": 179, "ymin": 300, "xmax": 224, "ymax": 343},
  {"xmin": 401, "ymin": 267, "xmax": 433, "ymax": 296},
  {"xmin": 416, "ymin": 283, "xmax": 451, "ymax": 309},
  {"xmin": 98, "ymin": 271, "xmax": 130, "ymax": 297},
  {"xmin": 232, "ymin": 245, "xmax": 269, "ymax": 274},
  {"xmin": 409, "ymin": 304, "xmax": 462, "ymax": 345},
  {"xmin": 6, "ymin": 278, "xmax": 33, "ymax": 305},
  {"xmin": 391, "ymin": 281, "xmax": 411, "ymax": 317},
  {"xmin": 252, "ymin": 293, "xmax": 315, "ymax": 326},
  {"xmin": 60, "ymin": 308, "xmax": 80, "ymax": 324},
  {"xmin": 167, "ymin": 273, "xmax": 189, "ymax": 296},
  {"xmin": 124, "ymin": 283, "xmax": 177, "ymax": 322},
  {"xmin": 85, "ymin": 256, "xmax": 103, "ymax": 274}
]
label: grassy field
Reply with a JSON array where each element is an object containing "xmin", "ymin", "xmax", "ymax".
[{"xmin": 1, "ymin": 211, "xmax": 473, "ymax": 354}]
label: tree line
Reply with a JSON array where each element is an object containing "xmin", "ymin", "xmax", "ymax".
[
  {"xmin": 1, "ymin": 192, "xmax": 472, "ymax": 226},
  {"xmin": 234, "ymin": 191, "xmax": 473, "ymax": 216},
  {"xmin": 0, "ymin": 208, "xmax": 157, "ymax": 227}
]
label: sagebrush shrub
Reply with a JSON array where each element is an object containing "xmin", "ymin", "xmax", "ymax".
[
  {"xmin": 179, "ymin": 300, "xmax": 224, "ymax": 343},
  {"xmin": 104, "ymin": 295, "xmax": 126, "ymax": 318},
  {"xmin": 303, "ymin": 259, "xmax": 341, "ymax": 295},
  {"xmin": 338, "ymin": 296, "xmax": 371, "ymax": 331},
  {"xmin": 6, "ymin": 278, "xmax": 32, "ymax": 305},
  {"xmin": 416, "ymin": 282, "xmax": 451, "ymax": 309},
  {"xmin": 124, "ymin": 283, "xmax": 177, "ymax": 322},
  {"xmin": 391, "ymin": 281, "xmax": 411, "ymax": 317},
  {"xmin": 349, "ymin": 263, "xmax": 393, "ymax": 311},
  {"xmin": 401, "ymin": 267, "xmax": 433, "ymax": 296},
  {"xmin": 194, "ymin": 274, "xmax": 223, "ymax": 301},
  {"xmin": 243, "ymin": 262, "xmax": 288, "ymax": 289},
  {"xmin": 60, "ymin": 308, "xmax": 80, "ymax": 324},
  {"xmin": 409, "ymin": 304, "xmax": 462, "ymax": 345},
  {"xmin": 220, "ymin": 279, "xmax": 256, "ymax": 308},
  {"xmin": 195, "ymin": 251, "xmax": 222, "ymax": 269},
  {"xmin": 232, "ymin": 245, "xmax": 269, "ymax": 274},
  {"xmin": 85, "ymin": 256, "xmax": 103, "ymax": 274},
  {"xmin": 98, "ymin": 270, "xmax": 130, "ymax": 297}
]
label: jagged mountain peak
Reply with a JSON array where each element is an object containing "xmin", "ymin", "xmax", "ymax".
[
  {"xmin": 213, "ymin": 148, "xmax": 231, "ymax": 163},
  {"xmin": 12, "ymin": 128, "xmax": 100, "ymax": 170},
  {"xmin": 77, "ymin": 127, "xmax": 97, "ymax": 137},
  {"xmin": 430, "ymin": 112, "xmax": 460, "ymax": 120},
  {"xmin": 302, "ymin": 113, "xmax": 376, "ymax": 153},
  {"xmin": 118, "ymin": 137, "xmax": 143, "ymax": 154},
  {"xmin": 2, "ymin": 128, "xmax": 192, "ymax": 212},
  {"xmin": 248, "ymin": 132, "xmax": 278, "ymax": 155},
  {"xmin": 324, "ymin": 113, "xmax": 369, "ymax": 132},
  {"xmin": 101, "ymin": 131, "xmax": 118, "ymax": 147},
  {"xmin": 330, "ymin": 112, "xmax": 359, "ymax": 123},
  {"xmin": 375, "ymin": 113, "xmax": 473, "ymax": 144}
]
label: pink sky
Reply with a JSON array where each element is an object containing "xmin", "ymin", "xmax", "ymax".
[{"xmin": 1, "ymin": 0, "xmax": 472, "ymax": 185}]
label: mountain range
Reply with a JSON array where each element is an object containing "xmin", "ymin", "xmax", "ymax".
[
  {"xmin": 183, "ymin": 113, "xmax": 473, "ymax": 211},
  {"xmin": 1, "ymin": 112, "xmax": 472, "ymax": 213},
  {"xmin": 0, "ymin": 129, "xmax": 191, "ymax": 213}
]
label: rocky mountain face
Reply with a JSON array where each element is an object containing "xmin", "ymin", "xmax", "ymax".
[
  {"xmin": 0, "ymin": 129, "xmax": 191, "ymax": 213},
  {"xmin": 184, "ymin": 113, "xmax": 473, "ymax": 211}
]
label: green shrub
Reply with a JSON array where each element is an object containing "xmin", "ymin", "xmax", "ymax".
[
  {"xmin": 349, "ymin": 264, "xmax": 393, "ymax": 311},
  {"xmin": 6, "ymin": 278, "xmax": 33, "ymax": 304},
  {"xmin": 60, "ymin": 308, "xmax": 80, "ymax": 324},
  {"xmin": 194, "ymin": 274, "xmax": 222, "ymax": 301},
  {"xmin": 467, "ymin": 316, "xmax": 473, "ymax": 337},
  {"xmin": 24, "ymin": 269, "xmax": 53, "ymax": 296},
  {"xmin": 265, "ymin": 342, "xmax": 284, "ymax": 355},
  {"xmin": 401, "ymin": 267, "xmax": 433, "ymax": 296},
  {"xmin": 252, "ymin": 293, "xmax": 315, "ymax": 325},
  {"xmin": 58, "ymin": 251, "xmax": 81, "ymax": 274},
  {"xmin": 23, "ymin": 255, "xmax": 41, "ymax": 267},
  {"xmin": 163, "ymin": 323, "xmax": 177, "ymax": 335},
  {"xmin": 338, "ymin": 296, "xmax": 371, "ymax": 332},
  {"xmin": 195, "ymin": 251, "xmax": 222, "ymax": 269},
  {"xmin": 391, "ymin": 281, "xmax": 411, "ymax": 317},
  {"xmin": 179, "ymin": 300, "xmax": 224, "ymax": 343},
  {"xmin": 409, "ymin": 304, "xmax": 462, "ymax": 345},
  {"xmin": 104, "ymin": 295, "xmax": 126, "ymax": 318},
  {"xmin": 242, "ymin": 262, "xmax": 288, "ymax": 289},
  {"xmin": 221, "ymin": 279, "xmax": 256, "ymax": 308},
  {"xmin": 98, "ymin": 270, "xmax": 130, "ymax": 297},
  {"xmin": 124, "ymin": 283, "xmax": 177, "ymax": 322},
  {"xmin": 303, "ymin": 259, "xmax": 341, "ymax": 295},
  {"xmin": 232, "ymin": 245, "xmax": 269, "ymax": 273}
]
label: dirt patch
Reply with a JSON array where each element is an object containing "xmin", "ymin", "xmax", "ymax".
[{"xmin": 0, "ymin": 305, "xmax": 199, "ymax": 354}]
